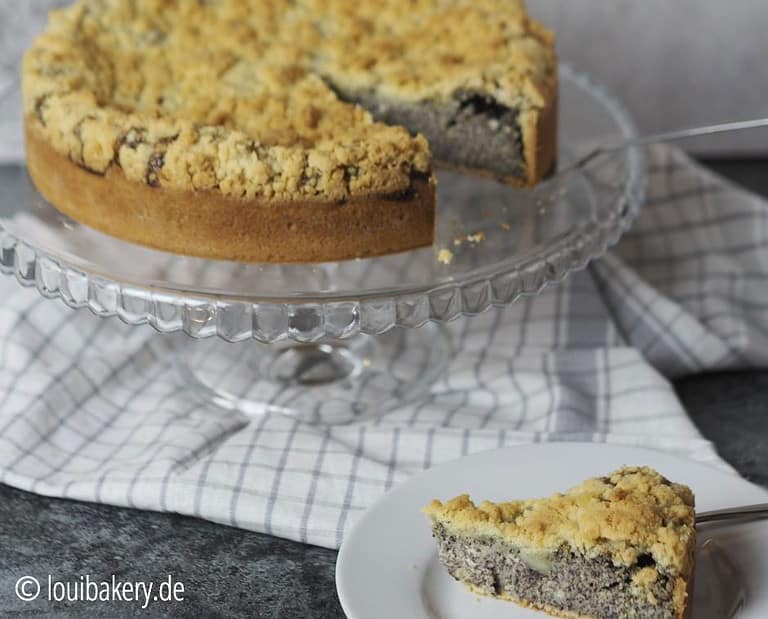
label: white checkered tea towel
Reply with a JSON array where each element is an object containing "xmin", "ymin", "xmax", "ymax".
[{"xmin": 0, "ymin": 145, "xmax": 765, "ymax": 548}]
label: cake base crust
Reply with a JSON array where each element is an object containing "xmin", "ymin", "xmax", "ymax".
[
  {"xmin": 465, "ymin": 576, "xmax": 693, "ymax": 619},
  {"xmin": 25, "ymin": 122, "xmax": 435, "ymax": 264},
  {"xmin": 521, "ymin": 88, "xmax": 559, "ymax": 186},
  {"xmin": 465, "ymin": 582, "xmax": 594, "ymax": 619}
]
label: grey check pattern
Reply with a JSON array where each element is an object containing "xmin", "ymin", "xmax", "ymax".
[{"xmin": 0, "ymin": 146, "xmax": 761, "ymax": 548}]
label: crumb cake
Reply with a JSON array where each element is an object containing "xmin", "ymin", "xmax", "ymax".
[
  {"xmin": 423, "ymin": 467, "xmax": 696, "ymax": 619},
  {"xmin": 22, "ymin": 0, "xmax": 557, "ymax": 263}
]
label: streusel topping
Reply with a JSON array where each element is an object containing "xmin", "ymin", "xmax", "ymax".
[
  {"xmin": 423, "ymin": 467, "xmax": 696, "ymax": 575},
  {"xmin": 23, "ymin": 0, "xmax": 555, "ymax": 201}
]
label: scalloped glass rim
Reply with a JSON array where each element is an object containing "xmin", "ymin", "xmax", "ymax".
[{"xmin": 0, "ymin": 64, "xmax": 646, "ymax": 342}]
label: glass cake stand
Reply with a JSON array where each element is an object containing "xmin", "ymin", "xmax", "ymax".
[{"xmin": 0, "ymin": 65, "xmax": 645, "ymax": 424}]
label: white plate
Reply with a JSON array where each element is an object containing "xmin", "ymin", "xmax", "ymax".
[{"xmin": 336, "ymin": 443, "xmax": 768, "ymax": 619}]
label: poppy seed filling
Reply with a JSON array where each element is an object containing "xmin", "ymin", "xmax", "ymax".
[
  {"xmin": 335, "ymin": 88, "xmax": 526, "ymax": 180},
  {"xmin": 432, "ymin": 523, "xmax": 681, "ymax": 619}
]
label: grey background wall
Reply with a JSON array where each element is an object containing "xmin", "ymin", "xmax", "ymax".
[
  {"xmin": 0, "ymin": 0, "xmax": 766, "ymax": 159},
  {"xmin": 529, "ymin": 1, "xmax": 768, "ymax": 155},
  {"xmin": 0, "ymin": 1, "xmax": 71, "ymax": 162}
]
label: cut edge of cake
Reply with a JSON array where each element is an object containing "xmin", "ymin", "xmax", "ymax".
[{"xmin": 334, "ymin": 85, "xmax": 558, "ymax": 188}]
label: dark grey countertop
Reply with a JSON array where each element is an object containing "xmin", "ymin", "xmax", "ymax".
[{"xmin": 0, "ymin": 160, "xmax": 766, "ymax": 618}]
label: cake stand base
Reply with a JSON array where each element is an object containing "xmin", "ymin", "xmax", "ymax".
[{"xmin": 171, "ymin": 323, "xmax": 452, "ymax": 424}]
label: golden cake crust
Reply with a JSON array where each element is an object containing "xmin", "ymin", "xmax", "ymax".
[
  {"xmin": 423, "ymin": 466, "xmax": 696, "ymax": 575},
  {"xmin": 464, "ymin": 582, "xmax": 598, "ymax": 619},
  {"xmin": 22, "ymin": 0, "xmax": 557, "ymax": 201},
  {"xmin": 25, "ymin": 123, "xmax": 435, "ymax": 263},
  {"xmin": 464, "ymin": 580, "xmax": 692, "ymax": 619}
]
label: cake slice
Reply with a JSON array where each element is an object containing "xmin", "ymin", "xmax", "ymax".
[{"xmin": 423, "ymin": 467, "xmax": 695, "ymax": 619}]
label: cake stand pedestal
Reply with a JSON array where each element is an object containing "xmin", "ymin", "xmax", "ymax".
[
  {"xmin": 0, "ymin": 65, "xmax": 645, "ymax": 424},
  {"xmin": 169, "ymin": 325, "xmax": 451, "ymax": 423}
]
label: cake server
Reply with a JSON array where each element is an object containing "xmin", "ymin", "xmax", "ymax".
[
  {"xmin": 696, "ymin": 502, "xmax": 768, "ymax": 525},
  {"xmin": 561, "ymin": 117, "xmax": 768, "ymax": 176}
]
